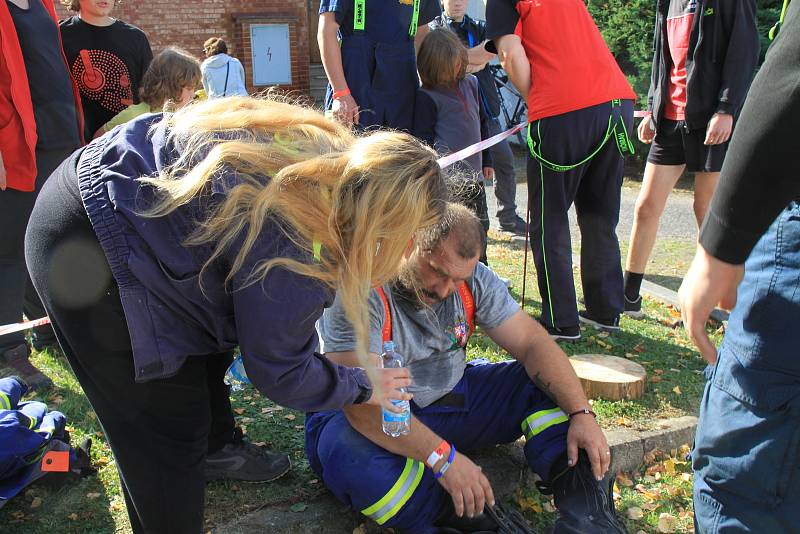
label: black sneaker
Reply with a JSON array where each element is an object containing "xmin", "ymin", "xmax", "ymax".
[
  {"xmin": 623, "ymin": 295, "xmax": 644, "ymax": 319},
  {"xmin": 0, "ymin": 344, "xmax": 53, "ymax": 391},
  {"xmin": 578, "ymin": 311, "xmax": 621, "ymax": 333},
  {"xmin": 499, "ymin": 215, "xmax": 527, "ymax": 236},
  {"xmin": 538, "ymin": 319, "xmax": 581, "ymax": 342},
  {"xmin": 205, "ymin": 429, "xmax": 291, "ymax": 483}
]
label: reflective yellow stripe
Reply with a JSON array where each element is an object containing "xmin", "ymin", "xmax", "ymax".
[
  {"xmin": 0, "ymin": 392, "xmax": 10, "ymax": 411},
  {"xmin": 522, "ymin": 408, "xmax": 568, "ymax": 440},
  {"xmin": 361, "ymin": 458, "xmax": 424, "ymax": 525},
  {"xmin": 27, "ymin": 415, "xmax": 38, "ymax": 429}
]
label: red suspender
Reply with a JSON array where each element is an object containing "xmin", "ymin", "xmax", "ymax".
[
  {"xmin": 376, "ymin": 286, "xmax": 393, "ymax": 344},
  {"xmin": 375, "ymin": 282, "xmax": 475, "ymax": 345},
  {"xmin": 457, "ymin": 282, "xmax": 475, "ymax": 340}
]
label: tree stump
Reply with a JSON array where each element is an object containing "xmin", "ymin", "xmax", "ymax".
[{"xmin": 569, "ymin": 354, "xmax": 647, "ymax": 401}]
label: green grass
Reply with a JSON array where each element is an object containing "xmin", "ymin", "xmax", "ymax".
[{"xmin": 0, "ymin": 233, "xmax": 718, "ymax": 533}]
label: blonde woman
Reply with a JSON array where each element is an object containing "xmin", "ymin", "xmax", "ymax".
[{"xmin": 24, "ymin": 96, "xmax": 448, "ymax": 532}]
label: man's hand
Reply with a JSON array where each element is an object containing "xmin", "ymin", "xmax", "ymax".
[
  {"xmin": 566, "ymin": 414, "xmax": 610, "ymax": 480},
  {"xmin": 704, "ymin": 113, "xmax": 733, "ymax": 145},
  {"xmin": 0, "ymin": 150, "xmax": 7, "ymax": 191},
  {"xmin": 482, "ymin": 167, "xmax": 494, "ymax": 184},
  {"xmin": 678, "ymin": 245, "xmax": 744, "ymax": 363},
  {"xmin": 363, "ymin": 367, "xmax": 413, "ymax": 412},
  {"xmin": 638, "ymin": 114, "xmax": 655, "ymax": 144},
  {"xmin": 332, "ymin": 94, "xmax": 359, "ymax": 126},
  {"xmin": 437, "ymin": 452, "xmax": 495, "ymax": 518}
]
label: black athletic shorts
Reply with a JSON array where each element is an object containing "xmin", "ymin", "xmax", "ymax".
[{"xmin": 647, "ymin": 119, "xmax": 728, "ymax": 173}]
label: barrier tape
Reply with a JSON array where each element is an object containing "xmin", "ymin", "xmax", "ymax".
[
  {"xmin": 437, "ymin": 123, "xmax": 526, "ymax": 169},
  {"xmin": 0, "ymin": 317, "xmax": 51, "ymax": 337}
]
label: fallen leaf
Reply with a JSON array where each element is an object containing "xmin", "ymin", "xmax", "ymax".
[
  {"xmin": 643, "ymin": 475, "xmax": 656, "ymax": 483},
  {"xmin": 681, "ymin": 473, "xmax": 692, "ymax": 482},
  {"xmin": 353, "ymin": 527, "xmax": 367, "ymax": 534},
  {"xmin": 68, "ymin": 513, "xmax": 79, "ymax": 521},
  {"xmin": 664, "ymin": 458, "xmax": 677, "ymax": 475},
  {"xmin": 654, "ymin": 369, "xmax": 664, "ymax": 375},
  {"xmin": 626, "ymin": 507, "xmax": 644, "ymax": 520},
  {"xmin": 657, "ymin": 512, "xmax": 678, "ymax": 533},
  {"xmin": 30, "ymin": 497, "xmax": 42, "ymax": 509},
  {"xmin": 233, "ymin": 408, "xmax": 246, "ymax": 415},
  {"xmin": 284, "ymin": 414, "xmax": 297, "ymax": 421},
  {"xmin": 310, "ymin": 479, "xmax": 319, "ymax": 485},
  {"xmin": 633, "ymin": 343, "xmax": 645, "ymax": 353},
  {"xmin": 86, "ymin": 492, "xmax": 101, "ymax": 500},
  {"xmin": 625, "ymin": 352, "xmax": 637, "ymax": 358},
  {"xmin": 294, "ymin": 425, "xmax": 304, "ymax": 429},
  {"xmin": 542, "ymin": 501, "xmax": 556, "ymax": 513},
  {"xmin": 641, "ymin": 502, "xmax": 659, "ymax": 511},
  {"xmin": 672, "ymin": 386, "xmax": 682, "ymax": 395},
  {"xmin": 616, "ymin": 473, "xmax": 634, "ymax": 487},
  {"xmin": 650, "ymin": 375, "xmax": 663, "ymax": 383},
  {"xmin": 290, "ymin": 502, "xmax": 308, "ymax": 513},
  {"xmin": 109, "ymin": 500, "xmax": 124, "ymax": 512}
]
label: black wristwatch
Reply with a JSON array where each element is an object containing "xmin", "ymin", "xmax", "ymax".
[{"xmin": 354, "ymin": 384, "xmax": 372, "ymax": 404}]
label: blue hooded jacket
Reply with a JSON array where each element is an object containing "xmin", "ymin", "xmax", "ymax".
[{"xmin": 77, "ymin": 114, "xmax": 370, "ymax": 411}]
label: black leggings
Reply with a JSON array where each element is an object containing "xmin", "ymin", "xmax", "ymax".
[
  {"xmin": 25, "ymin": 152, "xmax": 235, "ymax": 533},
  {"xmin": 0, "ymin": 148, "xmax": 72, "ymax": 352}
]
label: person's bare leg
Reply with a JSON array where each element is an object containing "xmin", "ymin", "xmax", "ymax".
[
  {"xmin": 625, "ymin": 163, "xmax": 686, "ymax": 273},
  {"xmin": 692, "ymin": 172, "xmax": 720, "ymax": 229},
  {"xmin": 623, "ymin": 163, "xmax": 685, "ymax": 315}
]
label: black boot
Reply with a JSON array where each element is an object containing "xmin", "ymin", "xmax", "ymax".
[
  {"xmin": 434, "ymin": 498, "xmax": 500, "ymax": 533},
  {"xmin": 537, "ymin": 451, "xmax": 628, "ymax": 534}
]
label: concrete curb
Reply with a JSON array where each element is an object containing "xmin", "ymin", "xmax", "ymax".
[
  {"xmin": 606, "ymin": 415, "xmax": 698, "ymax": 475},
  {"xmin": 216, "ymin": 416, "xmax": 697, "ymax": 533}
]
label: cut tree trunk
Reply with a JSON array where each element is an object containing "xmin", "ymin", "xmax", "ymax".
[{"xmin": 569, "ymin": 354, "xmax": 647, "ymax": 401}]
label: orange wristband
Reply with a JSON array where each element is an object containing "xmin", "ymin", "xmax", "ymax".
[
  {"xmin": 332, "ymin": 88, "xmax": 351, "ymax": 100},
  {"xmin": 426, "ymin": 440, "xmax": 450, "ymax": 469}
]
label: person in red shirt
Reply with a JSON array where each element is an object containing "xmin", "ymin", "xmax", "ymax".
[
  {"xmin": 623, "ymin": 0, "xmax": 758, "ymax": 318},
  {"xmin": 0, "ymin": 0, "xmax": 84, "ymax": 389},
  {"xmin": 486, "ymin": 0, "xmax": 636, "ymax": 342}
]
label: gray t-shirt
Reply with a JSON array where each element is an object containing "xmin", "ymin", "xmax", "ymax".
[{"xmin": 319, "ymin": 262, "xmax": 520, "ymax": 407}]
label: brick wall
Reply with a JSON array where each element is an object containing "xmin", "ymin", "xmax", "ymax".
[{"xmin": 55, "ymin": 0, "xmax": 311, "ymax": 95}]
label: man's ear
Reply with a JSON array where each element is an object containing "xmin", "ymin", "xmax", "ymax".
[{"xmin": 403, "ymin": 238, "xmax": 416, "ymax": 259}]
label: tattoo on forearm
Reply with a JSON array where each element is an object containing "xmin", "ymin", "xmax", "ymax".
[{"xmin": 531, "ymin": 371, "xmax": 556, "ymax": 401}]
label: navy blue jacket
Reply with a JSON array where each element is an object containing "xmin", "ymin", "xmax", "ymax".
[{"xmin": 77, "ymin": 114, "xmax": 371, "ymax": 411}]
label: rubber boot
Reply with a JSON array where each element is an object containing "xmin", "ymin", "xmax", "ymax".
[{"xmin": 538, "ymin": 450, "xmax": 628, "ymax": 534}]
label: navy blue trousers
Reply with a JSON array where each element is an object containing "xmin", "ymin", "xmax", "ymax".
[
  {"xmin": 526, "ymin": 100, "xmax": 633, "ymax": 328},
  {"xmin": 305, "ymin": 361, "xmax": 568, "ymax": 533}
]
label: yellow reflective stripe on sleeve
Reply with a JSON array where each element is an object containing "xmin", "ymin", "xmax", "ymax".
[
  {"xmin": 521, "ymin": 408, "xmax": 568, "ymax": 440},
  {"xmin": 27, "ymin": 415, "xmax": 38, "ymax": 429},
  {"xmin": 0, "ymin": 392, "xmax": 10, "ymax": 411},
  {"xmin": 361, "ymin": 458, "xmax": 424, "ymax": 525}
]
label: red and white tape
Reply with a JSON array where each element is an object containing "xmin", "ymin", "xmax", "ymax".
[{"xmin": 0, "ymin": 317, "xmax": 51, "ymax": 337}]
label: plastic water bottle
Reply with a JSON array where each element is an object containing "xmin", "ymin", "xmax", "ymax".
[
  {"xmin": 224, "ymin": 353, "xmax": 251, "ymax": 392},
  {"xmin": 381, "ymin": 341, "xmax": 411, "ymax": 437}
]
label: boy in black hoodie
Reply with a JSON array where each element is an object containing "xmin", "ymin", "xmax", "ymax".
[{"xmin": 623, "ymin": 0, "xmax": 758, "ymax": 317}]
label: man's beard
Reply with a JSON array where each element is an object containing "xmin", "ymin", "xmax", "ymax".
[{"xmin": 392, "ymin": 260, "xmax": 440, "ymax": 309}]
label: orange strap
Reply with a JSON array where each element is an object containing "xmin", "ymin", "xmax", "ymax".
[
  {"xmin": 376, "ymin": 286, "xmax": 393, "ymax": 344},
  {"xmin": 375, "ymin": 283, "xmax": 475, "ymax": 344},
  {"xmin": 457, "ymin": 282, "xmax": 475, "ymax": 340}
]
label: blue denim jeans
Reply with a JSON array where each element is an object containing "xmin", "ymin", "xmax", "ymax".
[{"xmin": 693, "ymin": 202, "xmax": 800, "ymax": 533}]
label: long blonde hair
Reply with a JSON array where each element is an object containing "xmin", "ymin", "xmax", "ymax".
[{"xmin": 143, "ymin": 96, "xmax": 448, "ymax": 373}]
